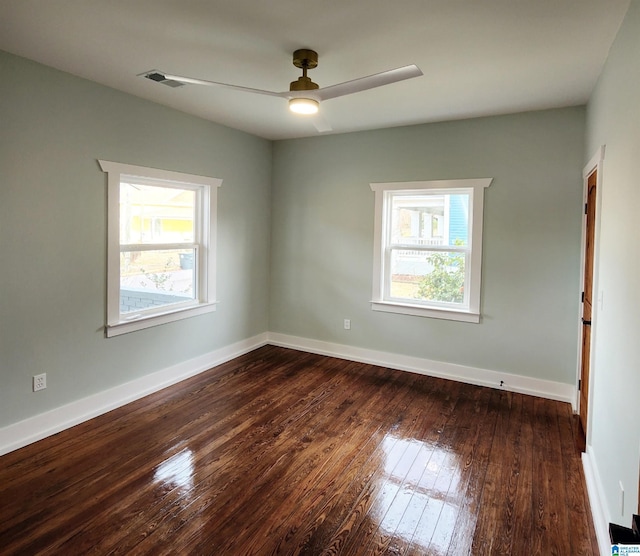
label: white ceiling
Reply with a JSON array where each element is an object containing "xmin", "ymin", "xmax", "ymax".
[{"xmin": 0, "ymin": 0, "xmax": 630, "ymax": 140}]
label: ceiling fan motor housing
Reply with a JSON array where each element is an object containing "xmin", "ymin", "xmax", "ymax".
[{"xmin": 290, "ymin": 76, "xmax": 319, "ymax": 92}]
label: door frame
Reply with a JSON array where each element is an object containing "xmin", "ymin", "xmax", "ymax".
[{"xmin": 576, "ymin": 145, "xmax": 605, "ymax": 444}]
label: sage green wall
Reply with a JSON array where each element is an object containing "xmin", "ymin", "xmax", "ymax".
[
  {"xmin": 271, "ymin": 108, "xmax": 585, "ymax": 383},
  {"xmin": 585, "ymin": 0, "xmax": 640, "ymax": 525},
  {"xmin": 0, "ymin": 51, "xmax": 272, "ymax": 427}
]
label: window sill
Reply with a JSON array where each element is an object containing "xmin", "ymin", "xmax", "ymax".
[
  {"xmin": 370, "ymin": 300, "xmax": 480, "ymax": 323},
  {"xmin": 106, "ymin": 302, "xmax": 218, "ymax": 337}
]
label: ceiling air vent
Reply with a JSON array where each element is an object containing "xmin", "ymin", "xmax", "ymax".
[{"xmin": 141, "ymin": 70, "xmax": 185, "ymax": 88}]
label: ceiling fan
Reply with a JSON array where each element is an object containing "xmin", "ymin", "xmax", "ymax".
[{"xmin": 142, "ymin": 49, "xmax": 423, "ymax": 132}]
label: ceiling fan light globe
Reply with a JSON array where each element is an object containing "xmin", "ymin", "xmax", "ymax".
[{"xmin": 289, "ymin": 98, "xmax": 319, "ymax": 115}]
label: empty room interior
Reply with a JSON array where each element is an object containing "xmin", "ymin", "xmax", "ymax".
[{"xmin": 1, "ymin": 1, "xmax": 639, "ymax": 554}]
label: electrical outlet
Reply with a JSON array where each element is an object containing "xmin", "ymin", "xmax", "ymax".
[
  {"xmin": 344, "ymin": 319, "xmax": 351, "ymax": 330},
  {"xmin": 33, "ymin": 373, "xmax": 46, "ymax": 392}
]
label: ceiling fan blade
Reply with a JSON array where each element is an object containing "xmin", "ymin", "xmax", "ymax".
[
  {"xmin": 316, "ymin": 65, "xmax": 423, "ymax": 101},
  {"xmin": 162, "ymin": 73, "xmax": 285, "ymax": 98},
  {"xmin": 312, "ymin": 114, "xmax": 332, "ymax": 133}
]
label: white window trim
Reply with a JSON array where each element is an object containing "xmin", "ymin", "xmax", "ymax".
[
  {"xmin": 99, "ymin": 160, "xmax": 222, "ymax": 337},
  {"xmin": 370, "ymin": 178, "xmax": 492, "ymax": 323}
]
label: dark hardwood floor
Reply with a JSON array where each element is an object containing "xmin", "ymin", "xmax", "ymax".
[{"xmin": 0, "ymin": 346, "xmax": 598, "ymax": 555}]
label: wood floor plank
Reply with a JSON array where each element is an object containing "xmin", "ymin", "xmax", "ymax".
[
  {"xmin": 373, "ymin": 381, "xmax": 485, "ymax": 556},
  {"xmin": 350, "ymin": 394, "xmax": 463, "ymax": 555},
  {"xmin": 304, "ymin": 380, "xmax": 448, "ymax": 548},
  {"xmin": 426, "ymin": 385, "xmax": 497, "ymax": 555},
  {"xmin": 330, "ymin": 379, "xmax": 466, "ymax": 555},
  {"xmin": 236, "ymin": 366, "xmax": 402, "ymax": 555},
  {"xmin": 507, "ymin": 394, "xmax": 535, "ymax": 556},
  {"xmin": 129, "ymin": 359, "xmax": 355, "ymax": 551},
  {"xmin": 489, "ymin": 392, "xmax": 534, "ymax": 556},
  {"xmin": 470, "ymin": 390, "xmax": 524, "ymax": 555},
  {"xmin": 424, "ymin": 385, "xmax": 494, "ymax": 554},
  {"xmin": 438, "ymin": 387, "xmax": 500, "ymax": 556},
  {"xmin": 531, "ymin": 397, "xmax": 572, "ymax": 556},
  {"xmin": 398, "ymin": 383, "xmax": 489, "ymax": 555},
  {"xmin": 77, "ymin": 353, "xmax": 357, "ymax": 555},
  {"xmin": 186, "ymin": 361, "xmax": 386, "ymax": 554},
  {"xmin": 316, "ymin": 374, "xmax": 433, "ymax": 555},
  {"xmin": 0, "ymin": 346, "xmax": 599, "ymax": 555}
]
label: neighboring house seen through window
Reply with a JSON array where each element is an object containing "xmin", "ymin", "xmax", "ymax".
[
  {"xmin": 370, "ymin": 179, "xmax": 492, "ymax": 323},
  {"xmin": 99, "ymin": 161, "xmax": 222, "ymax": 336}
]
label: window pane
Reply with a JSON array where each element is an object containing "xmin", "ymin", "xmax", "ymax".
[
  {"xmin": 390, "ymin": 192, "xmax": 470, "ymax": 247},
  {"xmin": 120, "ymin": 182, "xmax": 195, "ymax": 245},
  {"xmin": 120, "ymin": 249, "xmax": 195, "ymax": 314},
  {"xmin": 390, "ymin": 249, "xmax": 466, "ymax": 304}
]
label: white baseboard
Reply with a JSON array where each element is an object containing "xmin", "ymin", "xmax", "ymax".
[
  {"xmin": 0, "ymin": 333, "xmax": 268, "ymax": 457},
  {"xmin": 0, "ymin": 331, "xmax": 576, "ymax": 457},
  {"xmin": 267, "ymin": 332, "xmax": 576, "ymax": 406},
  {"xmin": 582, "ymin": 447, "xmax": 611, "ymax": 556}
]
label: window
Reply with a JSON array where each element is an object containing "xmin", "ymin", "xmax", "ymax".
[
  {"xmin": 370, "ymin": 178, "xmax": 492, "ymax": 323},
  {"xmin": 99, "ymin": 161, "xmax": 222, "ymax": 336}
]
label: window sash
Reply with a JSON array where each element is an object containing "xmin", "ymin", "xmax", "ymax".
[
  {"xmin": 384, "ymin": 247, "xmax": 471, "ymax": 309},
  {"xmin": 119, "ymin": 178, "xmax": 199, "ymax": 246},
  {"xmin": 119, "ymin": 245, "xmax": 200, "ymax": 318}
]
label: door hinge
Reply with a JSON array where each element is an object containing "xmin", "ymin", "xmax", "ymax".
[
  {"xmin": 581, "ymin": 291, "xmax": 585, "ymax": 303},
  {"xmin": 585, "ymin": 203, "xmax": 588, "ymax": 215},
  {"xmin": 578, "ymin": 379, "xmax": 582, "ymax": 391}
]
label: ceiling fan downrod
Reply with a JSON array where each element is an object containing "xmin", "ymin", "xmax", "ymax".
[{"xmin": 290, "ymin": 49, "xmax": 319, "ymax": 92}]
